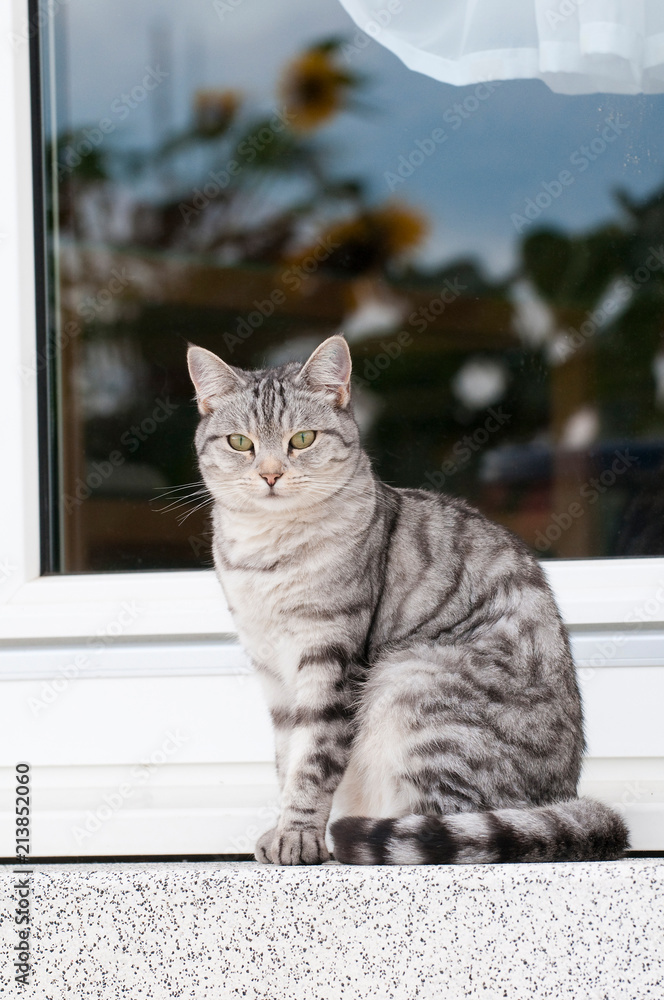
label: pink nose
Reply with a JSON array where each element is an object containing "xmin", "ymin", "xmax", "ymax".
[{"xmin": 260, "ymin": 472, "xmax": 283, "ymax": 487}]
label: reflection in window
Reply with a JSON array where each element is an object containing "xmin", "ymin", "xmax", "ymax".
[{"xmin": 37, "ymin": 0, "xmax": 664, "ymax": 571}]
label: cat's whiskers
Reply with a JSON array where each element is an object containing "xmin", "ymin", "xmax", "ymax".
[
  {"xmin": 302, "ymin": 479, "xmax": 399, "ymax": 513},
  {"xmin": 201, "ymin": 475, "xmax": 397, "ymax": 519},
  {"xmin": 154, "ymin": 489, "xmax": 210, "ymax": 514},
  {"xmin": 153, "ymin": 480, "xmax": 207, "ymax": 495},
  {"xmin": 175, "ymin": 496, "xmax": 216, "ymax": 525}
]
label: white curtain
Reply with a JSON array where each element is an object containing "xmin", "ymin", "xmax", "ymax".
[{"xmin": 337, "ymin": 0, "xmax": 664, "ymax": 94}]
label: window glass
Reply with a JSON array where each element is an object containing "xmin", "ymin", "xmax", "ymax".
[{"xmin": 37, "ymin": 0, "xmax": 664, "ymax": 571}]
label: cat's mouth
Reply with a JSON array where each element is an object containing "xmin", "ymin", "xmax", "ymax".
[{"xmin": 261, "ymin": 483, "xmax": 285, "ymax": 499}]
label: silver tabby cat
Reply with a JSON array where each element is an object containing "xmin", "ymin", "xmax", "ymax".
[{"xmin": 187, "ymin": 335, "xmax": 628, "ymax": 865}]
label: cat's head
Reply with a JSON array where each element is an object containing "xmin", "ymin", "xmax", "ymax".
[{"xmin": 187, "ymin": 335, "xmax": 361, "ymax": 513}]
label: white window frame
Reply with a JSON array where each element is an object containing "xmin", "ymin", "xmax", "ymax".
[{"xmin": 1, "ymin": 0, "xmax": 663, "ymax": 856}]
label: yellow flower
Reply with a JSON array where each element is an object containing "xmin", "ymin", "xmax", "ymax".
[
  {"xmin": 368, "ymin": 204, "xmax": 428, "ymax": 257},
  {"xmin": 194, "ymin": 89, "xmax": 240, "ymax": 136},
  {"xmin": 288, "ymin": 203, "xmax": 427, "ymax": 275},
  {"xmin": 280, "ymin": 48, "xmax": 354, "ymax": 132}
]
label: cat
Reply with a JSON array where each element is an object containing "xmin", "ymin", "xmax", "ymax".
[{"xmin": 187, "ymin": 334, "xmax": 629, "ymax": 865}]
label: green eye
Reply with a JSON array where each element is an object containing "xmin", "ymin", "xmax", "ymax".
[
  {"xmin": 228, "ymin": 434, "xmax": 253, "ymax": 452},
  {"xmin": 290, "ymin": 430, "xmax": 316, "ymax": 450}
]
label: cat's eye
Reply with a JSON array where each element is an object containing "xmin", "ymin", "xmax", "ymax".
[
  {"xmin": 290, "ymin": 430, "xmax": 316, "ymax": 450},
  {"xmin": 228, "ymin": 434, "xmax": 253, "ymax": 452}
]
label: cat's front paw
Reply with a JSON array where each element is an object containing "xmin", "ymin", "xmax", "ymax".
[
  {"xmin": 255, "ymin": 827, "xmax": 278, "ymax": 864},
  {"xmin": 254, "ymin": 826, "xmax": 329, "ymax": 865}
]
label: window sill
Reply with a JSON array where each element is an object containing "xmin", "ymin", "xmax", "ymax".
[
  {"xmin": 0, "ymin": 570, "xmax": 233, "ymax": 641},
  {"xmin": 2, "ymin": 558, "xmax": 664, "ymax": 642},
  {"xmin": 7, "ymin": 859, "xmax": 663, "ymax": 997}
]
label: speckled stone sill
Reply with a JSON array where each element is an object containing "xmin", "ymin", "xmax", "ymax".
[{"xmin": 1, "ymin": 859, "xmax": 662, "ymax": 999}]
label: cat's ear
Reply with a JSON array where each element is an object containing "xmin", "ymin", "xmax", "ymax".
[
  {"xmin": 298, "ymin": 335, "xmax": 352, "ymax": 408},
  {"xmin": 187, "ymin": 344, "xmax": 245, "ymax": 415}
]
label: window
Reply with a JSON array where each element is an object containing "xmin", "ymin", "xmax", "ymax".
[
  {"xmin": 37, "ymin": 0, "xmax": 664, "ymax": 571},
  {"xmin": 1, "ymin": 0, "xmax": 662, "ymax": 856}
]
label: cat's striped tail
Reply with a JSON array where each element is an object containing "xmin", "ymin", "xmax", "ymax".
[{"xmin": 330, "ymin": 798, "xmax": 629, "ymax": 864}]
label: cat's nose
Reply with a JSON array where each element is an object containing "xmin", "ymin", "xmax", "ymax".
[{"xmin": 260, "ymin": 471, "xmax": 283, "ymax": 487}]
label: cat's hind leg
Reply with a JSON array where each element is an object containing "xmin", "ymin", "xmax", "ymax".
[
  {"xmin": 329, "ymin": 648, "xmax": 627, "ymax": 864},
  {"xmin": 331, "ymin": 650, "xmax": 494, "ymax": 826}
]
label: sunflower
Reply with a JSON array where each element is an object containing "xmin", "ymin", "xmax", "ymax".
[
  {"xmin": 280, "ymin": 47, "xmax": 356, "ymax": 132},
  {"xmin": 194, "ymin": 89, "xmax": 240, "ymax": 137},
  {"xmin": 289, "ymin": 203, "xmax": 428, "ymax": 277},
  {"xmin": 368, "ymin": 204, "xmax": 428, "ymax": 257}
]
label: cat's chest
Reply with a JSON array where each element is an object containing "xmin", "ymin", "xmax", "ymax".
[
  {"xmin": 214, "ymin": 532, "xmax": 334, "ymax": 678},
  {"xmin": 221, "ymin": 563, "xmax": 300, "ymax": 627},
  {"xmin": 222, "ymin": 568, "xmax": 325, "ymax": 683}
]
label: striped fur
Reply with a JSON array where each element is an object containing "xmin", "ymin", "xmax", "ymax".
[
  {"xmin": 331, "ymin": 799, "xmax": 628, "ymax": 864},
  {"xmin": 187, "ymin": 336, "xmax": 629, "ymax": 866}
]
